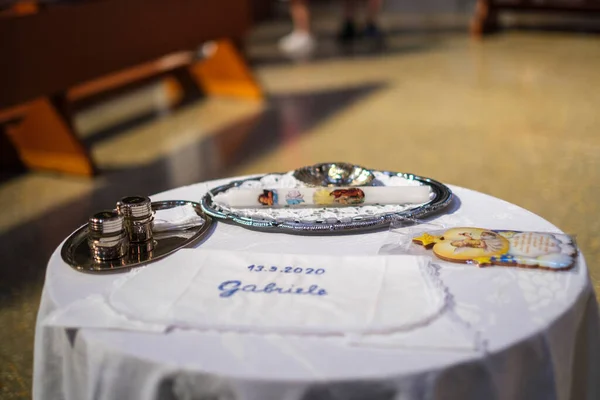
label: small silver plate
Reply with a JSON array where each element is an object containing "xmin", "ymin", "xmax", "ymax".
[
  {"xmin": 201, "ymin": 168, "xmax": 453, "ymax": 234},
  {"xmin": 61, "ymin": 201, "xmax": 213, "ymax": 273},
  {"xmin": 293, "ymin": 162, "xmax": 374, "ymax": 187}
]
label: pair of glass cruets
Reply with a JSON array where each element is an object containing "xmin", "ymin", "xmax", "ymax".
[{"xmin": 87, "ymin": 196, "xmax": 154, "ymax": 261}]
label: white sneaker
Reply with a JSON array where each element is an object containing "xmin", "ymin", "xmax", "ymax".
[{"xmin": 278, "ymin": 31, "xmax": 316, "ymax": 59}]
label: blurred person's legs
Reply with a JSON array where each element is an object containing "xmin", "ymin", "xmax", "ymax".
[
  {"xmin": 364, "ymin": 0, "xmax": 383, "ymax": 38},
  {"xmin": 338, "ymin": 0, "xmax": 383, "ymax": 42},
  {"xmin": 279, "ymin": 0, "xmax": 316, "ymax": 58},
  {"xmin": 279, "ymin": 0, "xmax": 384, "ymax": 57},
  {"xmin": 338, "ymin": 0, "xmax": 357, "ymax": 42}
]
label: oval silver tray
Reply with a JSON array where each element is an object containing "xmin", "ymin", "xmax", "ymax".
[
  {"xmin": 200, "ymin": 170, "xmax": 453, "ymax": 234},
  {"xmin": 61, "ymin": 200, "xmax": 213, "ymax": 273}
]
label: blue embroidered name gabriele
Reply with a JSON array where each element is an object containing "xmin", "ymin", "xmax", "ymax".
[{"xmin": 218, "ymin": 280, "xmax": 328, "ymax": 298}]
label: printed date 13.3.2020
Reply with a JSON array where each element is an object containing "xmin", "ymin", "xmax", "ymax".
[{"xmin": 247, "ymin": 265, "xmax": 325, "ymax": 275}]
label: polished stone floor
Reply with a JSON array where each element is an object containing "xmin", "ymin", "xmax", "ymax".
[{"xmin": 1, "ymin": 11, "xmax": 600, "ymax": 399}]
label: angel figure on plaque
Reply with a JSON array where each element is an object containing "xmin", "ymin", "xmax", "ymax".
[{"xmin": 450, "ymin": 231, "xmax": 506, "ymax": 254}]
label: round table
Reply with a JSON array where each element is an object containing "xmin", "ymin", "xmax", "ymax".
[{"xmin": 33, "ymin": 178, "xmax": 600, "ymax": 400}]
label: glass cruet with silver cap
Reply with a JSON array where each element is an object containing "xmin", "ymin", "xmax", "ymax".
[
  {"xmin": 117, "ymin": 195, "xmax": 155, "ymax": 250},
  {"xmin": 87, "ymin": 210, "xmax": 128, "ymax": 261}
]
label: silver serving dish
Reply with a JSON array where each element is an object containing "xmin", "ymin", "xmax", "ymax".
[
  {"xmin": 201, "ymin": 168, "xmax": 453, "ymax": 234},
  {"xmin": 61, "ymin": 201, "xmax": 213, "ymax": 273},
  {"xmin": 293, "ymin": 162, "xmax": 374, "ymax": 187}
]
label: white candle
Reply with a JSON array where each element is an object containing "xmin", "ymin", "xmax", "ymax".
[{"xmin": 213, "ymin": 186, "xmax": 431, "ymax": 208}]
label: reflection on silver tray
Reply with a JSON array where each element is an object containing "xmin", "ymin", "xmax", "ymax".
[
  {"xmin": 61, "ymin": 201, "xmax": 213, "ymax": 273},
  {"xmin": 201, "ymin": 169, "xmax": 453, "ymax": 234},
  {"xmin": 292, "ymin": 162, "xmax": 374, "ymax": 187}
]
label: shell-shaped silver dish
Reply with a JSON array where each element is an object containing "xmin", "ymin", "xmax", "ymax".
[
  {"xmin": 201, "ymin": 168, "xmax": 453, "ymax": 235},
  {"xmin": 61, "ymin": 201, "xmax": 213, "ymax": 273},
  {"xmin": 293, "ymin": 162, "xmax": 374, "ymax": 187}
]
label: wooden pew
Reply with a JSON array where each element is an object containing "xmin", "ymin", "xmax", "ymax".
[
  {"xmin": 0, "ymin": 0, "xmax": 262, "ymax": 176},
  {"xmin": 472, "ymin": 0, "xmax": 600, "ymax": 37}
]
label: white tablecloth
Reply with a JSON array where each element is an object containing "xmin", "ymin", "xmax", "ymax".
[{"xmin": 33, "ymin": 179, "xmax": 600, "ymax": 400}]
